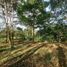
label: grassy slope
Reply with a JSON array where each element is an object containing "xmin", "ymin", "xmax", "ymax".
[{"xmin": 0, "ymin": 42, "xmax": 67, "ymax": 67}]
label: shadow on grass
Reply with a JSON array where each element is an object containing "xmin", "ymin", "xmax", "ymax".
[
  {"xmin": 57, "ymin": 46, "xmax": 67, "ymax": 67},
  {"xmin": 9, "ymin": 44, "xmax": 45, "ymax": 67},
  {"xmin": 0, "ymin": 43, "xmax": 46, "ymax": 67}
]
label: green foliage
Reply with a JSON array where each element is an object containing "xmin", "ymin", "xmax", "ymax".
[
  {"xmin": 17, "ymin": 0, "xmax": 50, "ymax": 26},
  {"xmin": 16, "ymin": 0, "xmax": 67, "ymax": 42},
  {"xmin": 50, "ymin": 0, "xmax": 65, "ymax": 10},
  {"xmin": 0, "ymin": 35, "xmax": 6, "ymax": 38},
  {"xmin": 19, "ymin": 34, "xmax": 26, "ymax": 41},
  {"xmin": 17, "ymin": 0, "xmax": 51, "ymax": 42},
  {"xmin": 43, "ymin": 53, "xmax": 52, "ymax": 64},
  {"xmin": 28, "ymin": 0, "xmax": 36, "ymax": 5},
  {"xmin": 37, "ymin": 21, "xmax": 67, "ymax": 42},
  {"xmin": 54, "ymin": 22, "xmax": 67, "ymax": 42},
  {"xmin": 34, "ymin": 35, "xmax": 44, "ymax": 42}
]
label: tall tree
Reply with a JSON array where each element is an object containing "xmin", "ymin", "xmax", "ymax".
[
  {"xmin": 0, "ymin": 0, "xmax": 17, "ymax": 48},
  {"xmin": 17, "ymin": 0, "xmax": 51, "ymax": 42}
]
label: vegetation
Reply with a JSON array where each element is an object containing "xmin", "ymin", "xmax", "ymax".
[{"xmin": 0, "ymin": 0, "xmax": 67, "ymax": 67}]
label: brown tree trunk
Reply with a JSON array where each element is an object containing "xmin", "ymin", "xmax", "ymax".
[
  {"xmin": 32, "ymin": 25, "xmax": 34, "ymax": 42},
  {"xmin": 4, "ymin": 2, "xmax": 14, "ymax": 48}
]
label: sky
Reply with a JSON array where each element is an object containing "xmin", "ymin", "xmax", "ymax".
[
  {"xmin": 45, "ymin": 4, "xmax": 51, "ymax": 12},
  {"xmin": 0, "ymin": 0, "xmax": 50, "ymax": 31},
  {"xmin": 44, "ymin": 0, "xmax": 50, "ymax": 2},
  {"xmin": 0, "ymin": 0, "xmax": 67, "ymax": 31}
]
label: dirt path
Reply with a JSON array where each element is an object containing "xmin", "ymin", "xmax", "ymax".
[
  {"xmin": 0, "ymin": 43, "xmax": 46, "ymax": 67},
  {"xmin": 0, "ymin": 43, "xmax": 67, "ymax": 67}
]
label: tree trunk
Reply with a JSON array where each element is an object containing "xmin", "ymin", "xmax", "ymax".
[
  {"xmin": 32, "ymin": 25, "xmax": 34, "ymax": 42},
  {"xmin": 4, "ymin": 2, "xmax": 14, "ymax": 48}
]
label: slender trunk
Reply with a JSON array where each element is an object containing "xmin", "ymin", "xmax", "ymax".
[
  {"xmin": 5, "ymin": 3, "xmax": 10, "ymax": 44},
  {"xmin": 10, "ymin": 28, "xmax": 14, "ymax": 48},
  {"xmin": 10, "ymin": 7, "xmax": 14, "ymax": 48},
  {"xmin": 1, "ymin": 0, "xmax": 15, "ymax": 48},
  {"xmin": 4, "ymin": 2, "xmax": 14, "ymax": 48},
  {"xmin": 32, "ymin": 25, "xmax": 34, "ymax": 42},
  {"xmin": 4, "ymin": 16, "xmax": 7, "ymax": 43},
  {"xmin": 6, "ymin": 22, "xmax": 11, "ymax": 45}
]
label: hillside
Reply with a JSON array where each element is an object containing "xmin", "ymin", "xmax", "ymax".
[{"xmin": 0, "ymin": 42, "xmax": 67, "ymax": 67}]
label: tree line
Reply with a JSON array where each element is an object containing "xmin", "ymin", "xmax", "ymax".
[{"xmin": 0, "ymin": 0, "xmax": 67, "ymax": 48}]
